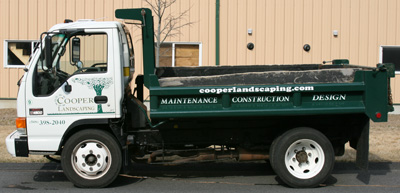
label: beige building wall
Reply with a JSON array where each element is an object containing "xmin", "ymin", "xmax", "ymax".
[
  {"xmin": 0, "ymin": 0, "xmax": 215, "ymax": 99},
  {"xmin": 219, "ymin": 0, "xmax": 400, "ymax": 102},
  {"xmin": 1, "ymin": 0, "xmax": 400, "ymax": 103}
]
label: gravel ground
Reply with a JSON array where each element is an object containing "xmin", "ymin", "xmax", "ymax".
[{"xmin": 1, "ymin": 109, "xmax": 399, "ymax": 163}]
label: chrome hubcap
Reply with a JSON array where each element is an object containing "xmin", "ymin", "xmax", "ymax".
[
  {"xmin": 71, "ymin": 140, "xmax": 112, "ymax": 180},
  {"xmin": 285, "ymin": 139, "xmax": 325, "ymax": 179}
]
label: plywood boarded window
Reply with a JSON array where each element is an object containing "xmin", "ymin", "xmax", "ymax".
[
  {"xmin": 159, "ymin": 43, "xmax": 173, "ymax": 67},
  {"xmin": 158, "ymin": 42, "xmax": 202, "ymax": 67},
  {"xmin": 3, "ymin": 40, "xmax": 38, "ymax": 68}
]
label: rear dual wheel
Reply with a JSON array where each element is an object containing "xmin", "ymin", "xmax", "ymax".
[
  {"xmin": 61, "ymin": 129, "xmax": 122, "ymax": 188},
  {"xmin": 270, "ymin": 127, "xmax": 334, "ymax": 188}
]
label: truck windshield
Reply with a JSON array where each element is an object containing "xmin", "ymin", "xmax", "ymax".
[{"xmin": 33, "ymin": 33, "xmax": 108, "ymax": 96}]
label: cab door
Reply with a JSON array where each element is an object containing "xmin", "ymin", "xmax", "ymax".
[{"xmin": 25, "ymin": 29, "xmax": 116, "ymax": 151}]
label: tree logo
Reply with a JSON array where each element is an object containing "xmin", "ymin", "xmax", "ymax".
[{"xmin": 72, "ymin": 77, "xmax": 113, "ymax": 113}]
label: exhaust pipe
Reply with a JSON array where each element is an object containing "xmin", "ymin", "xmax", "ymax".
[
  {"xmin": 237, "ymin": 148, "xmax": 269, "ymax": 161},
  {"xmin": 147, "ymin": 148, "xmax": 269, "ymax": 163}
]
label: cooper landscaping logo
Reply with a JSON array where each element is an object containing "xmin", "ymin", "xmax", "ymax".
[
  {"xmin": 55, "ymin": 96, "xmax": 95, "ymax": 105},
  {"xmin": 72, "ymin": 77, "xmax": 113, "ymax": 113},
  {"xmin": 53, "ymin": 77, "xmax": 113, "ymax": 113},
  {"xmin": 55, "ymin": 95, "xmax": 96, "ymax": 112}
]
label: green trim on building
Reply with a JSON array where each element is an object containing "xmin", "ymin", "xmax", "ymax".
[{"xmin": 216, "ymin": 0, "xmax": 220, "ymax": 66}]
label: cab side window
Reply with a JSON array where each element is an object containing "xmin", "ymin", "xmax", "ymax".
[{"xmin": 33, "ymin": 33, "xmax": 108, "ymax": 96}]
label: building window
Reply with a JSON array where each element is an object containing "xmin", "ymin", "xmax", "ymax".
[
  {"xmin": 4, "ymin": 40, "xmax": 38, "ymax": 68},
  {"xmin": 159, "ymin": 42, "xmax": 202, "ymax": 67},
  {"xmin": 380, "ymin": 46, "xmax": 400, "ymax": 74}
]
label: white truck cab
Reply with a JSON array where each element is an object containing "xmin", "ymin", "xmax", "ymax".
[{"xmin": 6, "ymin": 20, "xmax": 134, "ymax": 156}]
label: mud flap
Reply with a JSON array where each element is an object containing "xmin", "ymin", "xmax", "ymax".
[
  {"xmin": 121, "ymin": 146, "xmax": 131, "ymax": 174},
  {"xmin": 356, "ymin": 121, "xmax": 369, "ymax": 170},
  {"xmin": 15, "ymin": 137, "xmax": 29, "ymax": 157}
]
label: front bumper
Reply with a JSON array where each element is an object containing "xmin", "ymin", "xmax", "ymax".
[{"xmin": 6, "ymin": 130, "xmax": 28, "ymax": 157}]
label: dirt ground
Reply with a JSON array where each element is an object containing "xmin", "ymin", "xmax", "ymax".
[{"xmin": 1, "ymin": 108, "xmax": 399, "ymax": 163}]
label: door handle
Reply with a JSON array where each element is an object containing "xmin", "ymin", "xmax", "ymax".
[{"xmin": 94, "ymin": 96, "xmax": 108, "ymax": 104}]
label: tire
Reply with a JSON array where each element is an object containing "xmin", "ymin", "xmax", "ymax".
[
  {"xmin": 61, "ymin": 129, "xmax": 122, "ymax": 188},
  {"xmin": 269, "ymin": 134, "xmax": 282, "ymax": 168},
  {"xmin": 269, "ymin": 127, "xmax": 334, "ymax": 188}
]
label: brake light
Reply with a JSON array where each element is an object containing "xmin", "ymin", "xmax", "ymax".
[
  {"xmin": 375, "ymin": 112, "xmax": 382, "ymax": 119},
  {"xmin": 16, "ymin": 117, "xmax": 26, "ymax": 129}
]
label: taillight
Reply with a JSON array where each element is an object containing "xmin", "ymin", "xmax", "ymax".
[{"xmin": 375, "ymin": 112, "xmax": 382, "ymax": 119}]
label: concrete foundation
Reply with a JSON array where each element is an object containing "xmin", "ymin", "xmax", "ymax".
[
  {"xmin": 390, "ymin": 105, "xmax": 400, "ymax": 114},
  {"xmin": 0, "ymin": 99, "xmax": 16, "ymax": 109}
]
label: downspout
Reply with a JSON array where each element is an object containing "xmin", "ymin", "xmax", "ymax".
[{"xmin": 216, "ymin": 0, "xmax": 220, "ymax": 66}]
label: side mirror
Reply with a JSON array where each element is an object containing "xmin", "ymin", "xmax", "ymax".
[
  {"xmin": 71, "ymin": 37, "xmax": 81, "ymax": 63},
  {"xmin": 44, "ymin": 35, "xmax": 53, "ymax": 69}
]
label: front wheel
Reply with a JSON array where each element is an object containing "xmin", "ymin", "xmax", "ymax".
[
  {"xmin": 61, "ymin": 129, "xmax": 122, "ymax": 188},
  {"xmin": 270, "ymin": 127, "xmax": 334, "ymax": 188}
]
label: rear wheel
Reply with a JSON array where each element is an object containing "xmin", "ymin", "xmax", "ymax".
[
  {"xmin": 61, "ymin": 129, "xmax": 122, "ymax": 188},
  {"xmin": 270, "ymin": 127, "xmax": 334, "ymax": 188}
]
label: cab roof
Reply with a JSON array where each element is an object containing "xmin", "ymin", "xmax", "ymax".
[{"xmin": 48, "ymin": 20, "xmax": 123, "ymax": 32}]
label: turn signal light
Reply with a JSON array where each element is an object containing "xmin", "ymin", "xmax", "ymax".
[
  {"xmin": 123, "ymin": 67, "xmax": 130, "ymax": 77},
  {"xmin": 16, "ymin": 117, "xmax": 26, "ymax": 129}
]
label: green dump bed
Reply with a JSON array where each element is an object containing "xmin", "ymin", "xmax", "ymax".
[{"xmin": 148, "ymin": 64, "xmax": 394, "ymax": 122}]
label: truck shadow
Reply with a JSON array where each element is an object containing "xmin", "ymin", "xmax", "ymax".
[
  {"xmin": 113, "ymin": 161, "xmax": 279, "ymax": 187},
  {"xmin": 32, "ymin": 161, "xmax": 397, "ymax": 188},
  {"xmin": 128, "ymin": 161, "xmax": 275, "ymax": 178},
  {"xmin": 332, "ymin": 162, "xmax": 397, "ymax": 185},
  {"xmin": 121, "ymin": 161, "xmax": 397, "ymax": 187}
]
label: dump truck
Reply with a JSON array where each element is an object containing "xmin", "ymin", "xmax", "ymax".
[{"xmin": 6, "ymin": 8, "xmax": 395, "ymax": 188}]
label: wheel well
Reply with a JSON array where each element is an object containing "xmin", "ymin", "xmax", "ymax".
[{"xmin": 57, "ymin": 120, "xmax": 115, "ymax": 155}]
